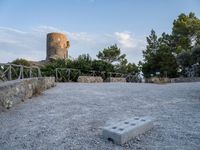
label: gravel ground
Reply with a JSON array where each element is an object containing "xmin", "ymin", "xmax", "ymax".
[{"xmin": 0, "ymin": 82, "xmax": 200, "ymax": 150}]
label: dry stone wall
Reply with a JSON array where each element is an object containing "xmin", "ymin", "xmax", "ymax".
[
  {"xmin": 0, "ymin": 77, "xmax": 55, "ymax": 110},
  {"xmin": 77, "ymin": 76, "xmax": 103, "ymax": 83},
  {"xmin": 145, "ymin": 77, "xmax": 200, "ymax": 83},
  {"xmin": 170, "ymin": 77, "xmax": 200, "ymax": 83},
  {"xmin": 146, "ymin": 77, "xmax": 170, "ymax": 84},
  {"xmin": 105, "ymin": 77, "xmax": 126, "ymax": 82}
]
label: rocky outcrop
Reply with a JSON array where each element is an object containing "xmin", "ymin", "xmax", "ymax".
[
  {"xmin": 77, "ymin": 76, "xmax": 103, "ymax": 83},
  {"xmin": 0, "ymin": 77, "xmax": 55, "ymax": 110}
]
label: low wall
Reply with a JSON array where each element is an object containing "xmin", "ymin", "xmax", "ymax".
[
  {"xmin": 77, "ymin": 76, "xmax": 103, "ymax": 83},
  {"xmin": 170, "ymin": 77, "xmax": 200, "ymax": 83},
  {"xmin": 145, "ymin": 77, "xmax": 200, "ymax": 83},
  {"xmin": 0, "ymin": 77, "xmax": 55, "ymax": 110},
  {"xmin": 105, "ymin": 77, "xmax": 126, "ymax": 82},
  {"xmin": 145, "ymin": 77, "xmax": 170, "ymax": 84}
]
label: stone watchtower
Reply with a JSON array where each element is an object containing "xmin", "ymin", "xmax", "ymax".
[{"xmin": 46, "ymin": 32, "xmax": 70, "ymax": 60}]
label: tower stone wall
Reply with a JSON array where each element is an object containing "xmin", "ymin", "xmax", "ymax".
[{"xmin": 46, "ymin": 32, "xmax": 70, "ymax": 60}]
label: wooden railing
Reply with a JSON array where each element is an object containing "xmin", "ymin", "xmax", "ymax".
[
  {"xmin": 55, "ymin": 68, "xmax": 127, "ymax": 82},
  {"xmin": 0, "ymin": 63, "xmax": 41, "ymax": 81}
]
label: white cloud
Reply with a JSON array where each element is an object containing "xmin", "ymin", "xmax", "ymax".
[
  {"xmin": 114, "ymin": 32, "xmax": 135, "ymax": 48},
  {"xmin": 0, "ymin": 26, "xmax": 146, "ymax": 64},
  {"xmin": 0, "ymin": 27, "xmax": 27, "ymax": 34},
  {"xmin": 32, "ymin": 26, "xmax": 65, "ymax": 33},
  {"xmin": 68, "ymin": 32, "xmax": 93, "ymax": 42},
  {"xmin": 111, "ymin": 31, "xmax": 146, "ymax": 63}
]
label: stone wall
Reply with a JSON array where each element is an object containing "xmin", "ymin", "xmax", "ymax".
[
  {"xmin": 77, "ymin": 76, "xmax": 103, "ymax": 83},
  {"xmin": 105, "ymin": 77, "xmax": 126, "ymax": 82},
  {"xmin": 145, "ymin": 77, "xmax": 200, "ymax": 83},
  {"xmin": 170, "ymin": 77, "xmax": 200, "ymax": 83},
  {"xmin": 145, "ymin": 77, "xmax": 171, "ymax": 84},
  {"xmin": 0, "ymin": 77, "xmax": 55, "ymax": 110}
]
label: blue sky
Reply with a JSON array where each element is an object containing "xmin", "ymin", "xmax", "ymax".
[{"xmin": 0, "ymin": 0, "xmax": 200, "ymax": 63}]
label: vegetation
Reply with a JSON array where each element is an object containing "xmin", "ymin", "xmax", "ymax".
[
  {"xmin": 141, "ymin": 12, "xmax": 200, "ymax": 78},
  {"xmin": 97, "ymin": 44, "xmax": 126, "ymax": 64},
  {"xmin": 12, "ymin": 58, "xmax": 30, "ymax": 66},
  {"xmin": 172, "ymin": 12, "xmax": 200, "ymax": 52},
  {"xmin": 10, "ymin": 12, "xmax": 200, "ymax": 80},
  {"xmin": 191, "ymin": 46, "xmax": 200, "ymax": 64},
  {"xmin": 141, "ymin": 30, "xmax": 178, "ymax": 78},
  {"xmin": 39, "ymin": 45, "xmax": 139, "ymax": 81}
]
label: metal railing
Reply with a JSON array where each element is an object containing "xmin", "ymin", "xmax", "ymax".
[{"xmin": 0, "ymin": 63, "xmax": 42, "ymax": 81}]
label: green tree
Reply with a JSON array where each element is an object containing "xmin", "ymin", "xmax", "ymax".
[
  {"xmin": 142, "ymin": 30, "xmax": 178, "ymax": 78},
  {"xmin": 72, "ymin": 54, "xmax": 92, "ymax": 72},
  {"xmin": 176, "ymin": 51, "xmax": 192, "ymax": 68},
  {"xmin": 191, "ymin": 45, "xmax": 200, "ymax": 64},
  {"xmin": 142, "ymin": 30, "xmax": 158, "ymax": 62},
  {"xmin": 172, "ymin": 12, "xmax": 200, "ymax": 52},
  {"xmin": 142, "ymin": 30, "xmax": 159, "ymax": 77},
  {"xmin": 114, "ymin": 58, "xmax": 128, "ymax": 73},
  {"xmin": 91, "ymin": 60, "xmax": 114, "ymax": 72},
  {"xmin": 97, "ymin": 44, "xmax": 126, "ymax": 64},
  {"xmin": 115, "ymin": 58, "xmax": 138, "ymax": 74},
  {"xmin": 126, "ymin": 63, "xmax": 139, "ymax": 74},
  {"xmin": 91, "ymin": 60, "xmax": 114, "ymax": 80},
  {"xmin": 156, "ymin": 44, "xmax": 178, "ymax": 77}
]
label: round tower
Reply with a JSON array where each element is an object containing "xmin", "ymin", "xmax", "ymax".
[{"xmin": 46, "ymin": 32, "xmax": 70, "ymax": 60}]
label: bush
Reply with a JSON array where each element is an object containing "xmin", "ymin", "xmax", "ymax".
[
  {"xmin": 40, "ymin": 53, "xmax": 139, "ymax": 82},
  {"xmin": 12, "ymin": 58, "xmax": 30, "ymax": 66}
]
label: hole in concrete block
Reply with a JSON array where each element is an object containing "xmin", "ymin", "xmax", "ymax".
[
  {"xmin": 119, "ymin": 128, "xmax": 124, "ymax": 131},
  {"xmin": 112, "ymin": 127, "xmax": 117, "ymax": 129},
  {"xmin": 107, "ymin": 138, "xmax": 114, "ymax": 143},
  {"xmin": 124, "ymin": 122, "xmax": 129, "ymax": 124},
  {"xmin": 141, "ymin": 119, "xmax": 146, "ymax": 121},
  {"xmin": 134, "ymin": 117, "xmax": 139, "ymax": 120},
  {"xmin": 131, "ymin": 123, "xmax": 136, "ymax": 126}
]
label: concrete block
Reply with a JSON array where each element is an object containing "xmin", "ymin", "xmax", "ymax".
[{"xmin": 102, "ymin": 116, "xmax": 154, "ymax": 145}]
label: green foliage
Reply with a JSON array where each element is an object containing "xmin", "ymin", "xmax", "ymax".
[
  {"xmin": 12, "ymin": 58, "xmax": 30, "ymax": 66},
  {"xmin": 172, "ymin": 12, "xmax": 200, "ymax": 52},
  {"xmin": 156, "ymin": 44, "xmax": 178, "ymax": 78},
  {"xmin": 142, "ymin": 30, "xmax": 178, "ymax": 78},
  {"xmin": 10, "ymin": 58, "xmax": 32, "ymax": 79},
  {"xmin": 96, "ymin": 44, "xmax": 138, "ymax": 74},
  {"xmin": 175, "ymin": 45, "xmax": 200, "ymax": 76},
  {"xmin": 97, "ymin": 44, "xmax": 126, "ymax": 64},
  {"xmin": 191, "ymin": 45, "xmax": 200, "ymax": 64},
  {"xmin": 126, "ymin": 63, "xmax": 139, "ymax": 74},
  {"xmin": 41, "ymin": 59, "xmax": 67, "ymax": 77},
  {"xmin": 41, "ymin": 50, "xmax": 139, "ymax": 81},
  {"xmin": 92, "ymin": 60, "xmax": 114, "ymax": 72},
  {"xmin": 176, "ymin": 51, "xmax": 192, "ymax": 68},
  {"xmin": 115, "ymin": 58, "xmax": 138, "ymax": 74},
  {"xmin": 72, "ymin": 54, "xmax": 92, "ymax": 73},
  {"xmin": 141, "ymin": 12, "xmax": 200, "ymax": 78}
]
